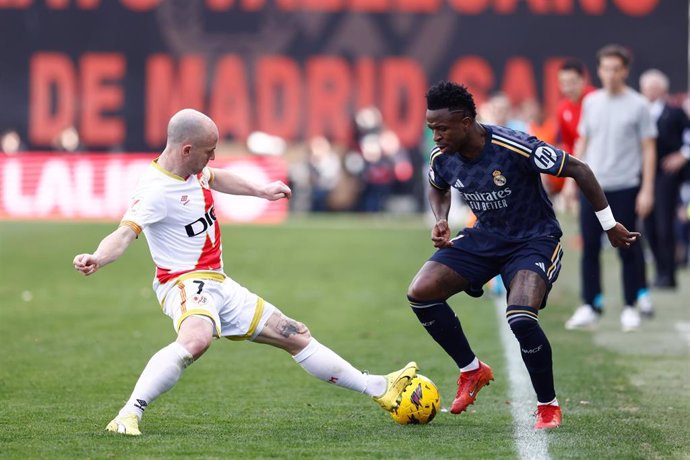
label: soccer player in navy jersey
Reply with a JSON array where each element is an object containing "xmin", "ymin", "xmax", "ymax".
[{"xmin": 407, "ymin": 81, "xmax": 640, "ymax": 429}]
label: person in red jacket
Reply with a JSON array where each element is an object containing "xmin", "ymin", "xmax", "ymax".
[
  {"xmin": 557, "ymin": 59, "xmax": 596, "ymax": 155},
  {"xmin": 552, "ymin": 59, "xmax": 595, "ymax": 195}
]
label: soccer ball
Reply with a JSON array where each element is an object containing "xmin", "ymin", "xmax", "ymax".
[{"xmin": 390, "ymin": 374, "xmax": 440, "ymax": 425}]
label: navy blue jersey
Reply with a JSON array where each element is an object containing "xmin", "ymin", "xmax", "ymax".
[{"xmin": 428, "ymin": 124, "xmax": 568, "ymax": 241}]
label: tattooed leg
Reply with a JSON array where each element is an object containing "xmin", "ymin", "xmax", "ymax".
[
  {"xmin": 253, "ymin": 311, "xmax": 311, "ymax": 354},
  {"xmin": 253, "ymin": 312, "xmax": 378, "ymax": 394},
  {"xmin": 277, "ymin": 317, "xmax": 308, "ymax": 338}
]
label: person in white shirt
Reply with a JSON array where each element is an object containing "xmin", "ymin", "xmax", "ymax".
[
  {"xmin": 73, "ymin": 109, "xmax": 417, "ymax": 436},
  {"xmin": 564, "ymin": 44, "xmax": 657, "ymax": 332}
]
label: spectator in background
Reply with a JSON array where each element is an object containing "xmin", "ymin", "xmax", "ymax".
[
  {"xmin": 557, "ymin": 60, "xmax": 596, "ymax": 156},
  {"xmin": 485, "ymin": 92, "xmax": 529, "ymax": 132},
  {"xmin": 677, "ymin": 181, "xmax": 690, "ymax": 268},
  {"xmin": 53, "ymin": 125, "xmax": 83, "ymax": 152},
  {"xmin": 639, "ymin": 69, "xmax": 690, "ymax": 290},
  {"xmin": 0, "ymin": 129, "xmax": 25, "ymax": 154},
  {"xmin": 523, "ymin": 98, "xmax": 557, "ymax": 145},
  {"xmin": 359, "ymin": 133, "xmax": 396, "ymax": 212},
  {"xmin": 554, "ymin": 59, "xmax": 595, "ymax": 196},
  {"xmin": 678, "ymin": 97, "xmax": 690, "ymax": 269},
  {"xmin": 307, "ymin": 136, "xmax": 342, "ymax": 212},
  {"xmin": 564, "ymin": 44, "xmax": 656, "ymax": 332},
  {"xmin": 353, "ymin": 107, "xmax": 396, "ymax": 212}
]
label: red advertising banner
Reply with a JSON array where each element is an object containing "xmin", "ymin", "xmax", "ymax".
[{"xmin": 0, "ymin": 154, "xmax": 289, "ymax": 223}]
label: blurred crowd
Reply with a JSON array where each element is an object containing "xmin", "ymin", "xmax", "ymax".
[
  {"xmin": 1, "ymin": 125, "xmax": 81, "ymax": 154},
  {"xmin": 290, "ymin": 106, "xmax": 420, "ymax": 214}
]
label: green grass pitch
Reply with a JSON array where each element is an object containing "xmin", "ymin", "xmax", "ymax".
[{"xmin": 1, "ymin": 216, "xmax": 688, "ymax": 459}]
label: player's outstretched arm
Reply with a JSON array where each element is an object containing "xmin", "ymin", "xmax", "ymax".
[
  {"xmin": 209, "ymin": 168, "xmax": 291, "ymax": 201},
  {"xmin": 73, "ymin": 226, "xmax": 137, "ymax": 276},
  {"xmin": 561, "ymin": 156, "xmax": 640, "ymax": 248}
]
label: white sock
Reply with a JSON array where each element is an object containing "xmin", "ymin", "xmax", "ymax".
[
  {"xmin": 538, "ymin": 397, "xmax": 559, "ymax": 406},
  {"xmin": 461, "ymin": 357, "xmax": 479, "ymax": 372},
  {"xmin": 292, "ymin": 339, "xmax": 386, "ymax": 397},
  {"xmin": 118, "ymin": 342, "xmax": 193, "ymax": 419}
]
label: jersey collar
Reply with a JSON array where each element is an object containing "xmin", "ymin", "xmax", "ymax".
[{"xmin": 152, "ymin": 158, "xmax": 188, "ymax": 181}]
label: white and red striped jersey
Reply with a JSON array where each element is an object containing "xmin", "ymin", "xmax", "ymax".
[{"xmin": 120, "ymin": 160, "xmax": 223, "ymax": 296}]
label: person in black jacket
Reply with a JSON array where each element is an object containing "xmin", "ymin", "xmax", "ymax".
[{"xmin": 640, "ymin": 69, "xmax": 690, "ymax": 291}]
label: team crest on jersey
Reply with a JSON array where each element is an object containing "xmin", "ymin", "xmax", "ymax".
[{"xmin": 492, "ymin": 170, "xmax": 507, "ymax": 187}]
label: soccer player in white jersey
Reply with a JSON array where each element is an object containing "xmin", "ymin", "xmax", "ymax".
[{"xmin": 73, "ymin": 108, "xmax": 417, "ymax": 436}]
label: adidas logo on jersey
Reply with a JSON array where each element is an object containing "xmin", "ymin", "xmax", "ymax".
[
  {"xmin": 454, "ymin": 178, "xmax": 464, "ymax": 188},
  {"xmin": 535, "ymin": 262, "xmax": 546, "ymax": 272}
]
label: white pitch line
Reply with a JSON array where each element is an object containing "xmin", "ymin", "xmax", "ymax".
[
  {"xmin": 674, "ymin": 322, "xmax": 690, "ymax": 349},
  {"xmin": 494, "ymin": 297, "xmax": 551, "ymax": 460}
]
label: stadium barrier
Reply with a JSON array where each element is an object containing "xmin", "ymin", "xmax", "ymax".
[{"xmin": 0, "ymin": 153, "xmax": 288, "ymax": 223}]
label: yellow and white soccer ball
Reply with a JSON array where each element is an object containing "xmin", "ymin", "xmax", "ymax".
[{"xmin": 390, "ymin": 374, "xmax": 440, "ymax": 425}]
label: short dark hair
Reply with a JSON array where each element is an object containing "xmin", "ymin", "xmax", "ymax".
[
  {"xmin": 560, "ymin": 59, "xmax": 586, "ymax": 76},
  {"xmin": 426, "ymin": 81, "xmax": 477, "ymax": 119},
  {"xmin": 597, "ymin": 44, "xmax": 632, "ymax": 68}
]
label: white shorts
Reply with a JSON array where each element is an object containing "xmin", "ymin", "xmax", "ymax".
[{"xmin": 159, "ymin": 271, "xmax": 277, "ymax": 340}]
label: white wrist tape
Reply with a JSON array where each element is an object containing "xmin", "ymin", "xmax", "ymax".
[{"xmin": 595, "ymin": 205, "xmax": 616, "ymax": 231}]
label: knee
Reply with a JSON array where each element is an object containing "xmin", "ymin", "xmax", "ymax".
[
  {"xmin": 407, "ymin": 276, "xmax": 438, "ymax": 302},
  {"xmin": 177, "ymin": 316, "xmax": 215, "ymax": 359},
  {"xmin": 506, "ymin": 306, "xmax": 541, "ymax": 339},
  {"xmin": 508, "ymin": 318, "xmax": 537, "ymax": 338},
  {"xmin": 178, "ymin": 335, "xmax": 212, "ymax": 360}
]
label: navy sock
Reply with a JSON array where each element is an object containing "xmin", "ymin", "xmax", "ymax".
[
  {"xmin": 506, "ymin": 305, "xmax": 555, "ymax": 403},
  {"xmin": 409, "ymin": 296, "xmax": 475, "ymax": 368}
]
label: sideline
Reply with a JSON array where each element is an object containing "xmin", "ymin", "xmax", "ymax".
[{"xmin": 494, "ymin": 296, "xmax": 551, "ymax": 460}]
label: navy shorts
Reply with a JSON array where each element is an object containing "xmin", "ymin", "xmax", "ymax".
[{"xmin": 429, "ymin": 227, "xmax": 563, "ymax": 305}]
